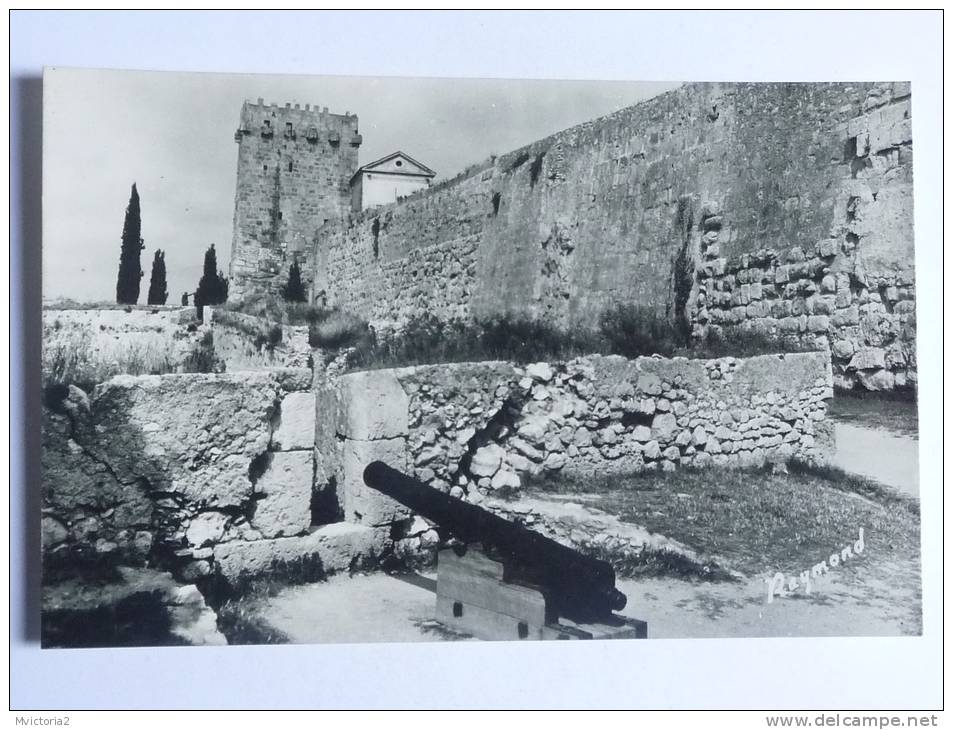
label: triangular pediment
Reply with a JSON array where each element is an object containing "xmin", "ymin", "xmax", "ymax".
[{"xmin": 358, "ymin": 151, "xmax": 436, "ymax": 178}]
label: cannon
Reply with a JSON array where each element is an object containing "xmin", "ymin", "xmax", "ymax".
[{"xmin": 363, "ymin": 461, "xmax": 646, "ymax": 641}]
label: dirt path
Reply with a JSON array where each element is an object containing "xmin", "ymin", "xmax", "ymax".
[
  {"xmin": 620, "ymin": 551, "xmax": 921, "ymax": 638},
  {"xmin": 831, "ymin": 422, "xmax": 919, "ymax": 497},
  {"xmin": 256, "ymin": 573, "xmax": 475, "ymax": 644},
  {"xmin": 251, "ymin": 545, "xmax": 920, "ymax": 643}
]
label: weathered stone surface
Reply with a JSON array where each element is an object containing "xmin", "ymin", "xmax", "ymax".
[
  {"xmin": 42, "ymin": 516, "xmax": 69, "ymax": 546},
  {"xmin": 691, "ymin": 425, "xmax": 708, "ymax": 446},
  {"xmin": 490, "ymin": 469, "xmax": 521, "ymax": 490},
  {"xmin": 212, "ymin": 523, "xmax": 386, "ymax": 586},
  {"xmin": 251, "ymin": 451, "xmax": 313, "ymax": 538},
  {"xmin": 651, "ymin": 412, "xmax": 678, "ymax": 440},
  {"xmin": 341, "ymin": 437, "xmax": 410, "ymax": 525},
  {"xmin": 633, "ymin": 425, "xmax": 652, "ymax": 442},
  {"xmin": 471, "ymin": 444, "xmax": 504, "ymax": 478},
  {"xmin": 86, "ymin": 372, "xmax": 284, "ymax": 507},
  {"xmin": 642, "ymin": 440, "xmax": 662, "ymax": 460},
  {"xmin": 856, "ymin": 368, "xmax": 895, "ymax": 391},
  {"xmin": 185, "ymin": 512, "xmax": 229, "ymax": 548},
  {"xmin": 543, "ymin": 452, "xmax": 567, "ymax": 471},
  {"xmin": 337, "ymin": 370, "xmax": 409, "ymax": 440},
  {"xmin": 525, "ymin": 362, "xmax": 554, "ymax": 382},
  {"xmin": 637, "ymin": 373, "xmax": 663, "ymax": 396},
  {"xmin": 848, "ymin": 347, "xmax": 886, "ymax": 371},
  {"xmin": 517, "ymin": 415, "xmax": 549, "ymax": 445},
  {"xmin": 831, "ymin": 339, "xmax": 855, "ymax": 359},
  {"xmin": 271, "ymin": 392, "xmax": 316, "ymax": 451}
]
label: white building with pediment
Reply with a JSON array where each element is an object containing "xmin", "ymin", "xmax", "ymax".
[{"xmin": 349, "ymin": 151, "xmax": 436, "ymax": 212}]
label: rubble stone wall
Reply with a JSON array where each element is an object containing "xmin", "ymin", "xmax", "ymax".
[{"xmin": 322, "ymin": 353, "xmax": 834, "ymax": 531}]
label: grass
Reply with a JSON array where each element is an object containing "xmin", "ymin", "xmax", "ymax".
[
  {"xmin": 333, "ymin": 307, "xmax": 820, "ymax": 373},
  {"xmin": 181, "ymin": 330, "xmax": 225, "ymax": 374},
  {"xmin": 42, "ymin": 329, "xmax": 181, "ymax": 392},
  {"xmin": 43, "ymin": 325, "xmax": 221, "ymax": 394},
  {"xmin": 529, "ymin": 464, "xmax": 920, "ymax": 578},
  {"xmin": 213, "ymin": 308, "xmax": 285, "ymax": 352},
  {"xmin": 309, "ymin": 310, "xmax": 373, "ymax": 350},
  {"xmin": 226, "ymin": 294, "xmax": 819, "ymax": 373}
]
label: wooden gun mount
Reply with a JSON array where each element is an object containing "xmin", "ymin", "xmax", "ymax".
[
  {"xmin": 436, "ymin": 544, "xmax": 647, "ymax": 641},
  {"xmin": 362, "ymin": 461, "xmax": 647, "ymax": 641}
]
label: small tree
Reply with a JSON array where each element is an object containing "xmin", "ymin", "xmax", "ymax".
[
  {"xmin": 116, "ymin": 183, "xmax": 145, "ymax": 304},
  {"xmin": 146, "ymin": 250, "xmax": 168, "ymax": 305},
  {"xmin": 281, "ymin": 258, "xmax": 307, "ymax": 303},
  {"xmin": 194, "ymin": 244, "xmax": 229, "ymax": 319}
]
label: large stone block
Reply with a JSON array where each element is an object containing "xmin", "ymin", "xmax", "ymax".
[
  {"xmin": 651, "ymin": 412, "xmax": 678, "ymax": 441},
  {"xmin": 271, "ymin": 392, "xmax": 317, "ymax": 451},
  {"xmin": 211, "ymin": 522, "xmax": 387, "ymax": 586},
  {"xmin": 337, "ymin": 371, "xmax": 409, "ymax": 440},
  {"xmin": 848, "ymin": 347, "xmax": 886, "ymax": 371},
  {"xmin": 251, "ymin": 451, "xmax": 314, "ymax": 538},
  {"xmin": 341, "ymin": 437, "xmax": 411, "ymax": 525}
]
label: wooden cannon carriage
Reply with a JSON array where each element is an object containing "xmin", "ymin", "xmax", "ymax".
[{"xmin": 363, "ymin": 461, "xmax": 647, "ymax": 641}]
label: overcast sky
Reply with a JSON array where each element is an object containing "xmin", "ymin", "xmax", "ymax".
[{"xmin": 43, "ymin": 68, "xmax": 679, "ymax": 302}]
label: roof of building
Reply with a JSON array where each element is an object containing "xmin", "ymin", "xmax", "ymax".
[{"xmin": 350, "ymin": 151, "xmax": 436, "ymax": 186}]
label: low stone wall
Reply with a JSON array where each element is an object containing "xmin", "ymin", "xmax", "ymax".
[
  {"xmin": 207, "ymin": 308, "xmax": 312, "ymax": 371},
  {"xmin": 318, "ymin": 352, "xmax": 834, "ymax": 529},
  {"xmin": 42, "ymin": 306, "xmax": 202, "ymax": 374},
  {"xmin": 42, "ymin": 369, "xmax": 381, "ymax": 590}
]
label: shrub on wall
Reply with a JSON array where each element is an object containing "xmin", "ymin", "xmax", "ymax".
[
  {"xmin": 309, "ymin": 310, "xmax": 373, "ymax": 350},
  {"xmin": 182, "ymin": 330, "xmax": 225, "ymax": 373},
  {"xmin": 330, "ymin": 307, "xmax": 821, "ymax": 373},
  {"xmin": 224, "ymin": 293, "xmax": 329, "ymax": 327}
]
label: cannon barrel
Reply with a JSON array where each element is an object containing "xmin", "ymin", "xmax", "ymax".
[{"xmin": 363, "ymin": 461, "xmax": 627, "ymax": 620}]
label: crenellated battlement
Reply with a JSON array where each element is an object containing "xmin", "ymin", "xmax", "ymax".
[{"xmin": 235, "ymin": 100, "xmax": 361, "ymax": 146}]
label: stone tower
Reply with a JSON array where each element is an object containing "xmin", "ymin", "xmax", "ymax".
[{"xmin": 228, "ymin": 99, "xmax": 361, "ymax": 301}]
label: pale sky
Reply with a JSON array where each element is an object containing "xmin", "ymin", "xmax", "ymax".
[{"xmin": 43, "ymin": 68, "xmax": 679, "ymax": 302}]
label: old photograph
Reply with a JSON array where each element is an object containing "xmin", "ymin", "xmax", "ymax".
[{"xmin": 40, "ymin": 68, "xmax": 920, "ymax": 648}]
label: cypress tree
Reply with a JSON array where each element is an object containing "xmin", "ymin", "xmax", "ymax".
[
  {"xmin": 281, "ymin": 258, "xmax": 307, "ymax": 303},
  {"xmin": 146, "ymin": 249, "xmax": 168, "ymax": 305},
  {"xmin": 194, "ymin": 244, "xmax": 229, "ymax": 318},
  {"xmin": 116, "ymin": 183, "xmax": 145, "ymax": 304}
]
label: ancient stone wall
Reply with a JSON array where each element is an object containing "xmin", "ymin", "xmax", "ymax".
[
  {"xmin": 692, "ymin": 201, "xmax": 916, "ymax": 390},
  {"xmin": 229, "ymin": 99, "xmax": 362, "ymax": 301},
  {"xmin": 41, "ymin": 370, "xmax": 382, "ymax": 590},
  {"xmin": 319, "ymin": 352, "xmax": 834, "ymax": 532},
  {"xmin": 314, "ymin": 82, "xmax": 914, "ymax": 387}
]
